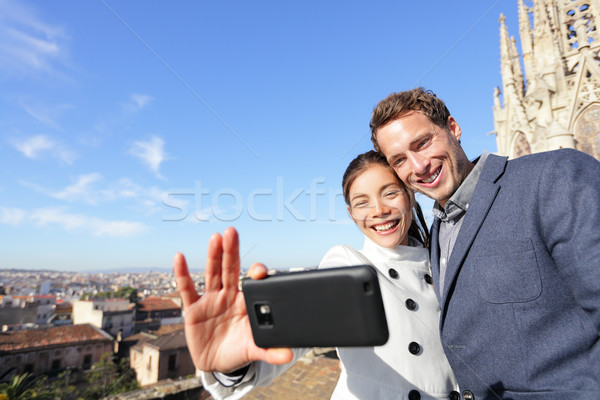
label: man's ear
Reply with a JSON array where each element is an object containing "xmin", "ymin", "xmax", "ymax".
[{"xmin": 446, "ymin": 116, "xmax": 462, "ymax": 142}]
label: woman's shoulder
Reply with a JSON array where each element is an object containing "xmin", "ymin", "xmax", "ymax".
[{"xmin": 318, "ymin": 244, "xmax": 370, "ymax": 269}]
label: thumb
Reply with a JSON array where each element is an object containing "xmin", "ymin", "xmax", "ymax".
[{"xmin": 264, "ymin": 348, "xmax": 294, "ymax": 365}]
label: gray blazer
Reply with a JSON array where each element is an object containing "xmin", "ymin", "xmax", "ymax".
[{"xmin": 430, "ymin": 149, "xmax": 600, "ymax": 400}]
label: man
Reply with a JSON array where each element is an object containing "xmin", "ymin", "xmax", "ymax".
[{"xmin": 370, "ymin": 88, "xmax": 600, "ymax": 399}]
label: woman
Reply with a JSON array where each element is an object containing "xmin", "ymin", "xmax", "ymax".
[
  {"xmin": 175, "ymin": 151, "xmax": 458, "ymax": 399},
  {"xmin": 314, "ymin": 150, "xmax": 458, "ymax": 399}
]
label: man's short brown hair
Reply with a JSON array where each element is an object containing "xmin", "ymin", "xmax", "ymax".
[{"xmin": 370, "ymin": 88, "xmax": 451, "ymax": 151}]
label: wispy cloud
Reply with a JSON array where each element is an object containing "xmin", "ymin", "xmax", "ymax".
[
  {"xmin": 50, "ymin": 173, "xmax": 103, "ymax": 204},
  {"xmin": 30, "ymin": 207, "xmax": 147, "ymax": 237},
  {"xmin": 0, "ymin": 0, "xmax": 70, "ymax": 78},
  {"xmin": 12, "ymin": 134, "xmax": 76, "ymax": 164},
  {"xmin": 128, "ymin": 94, "xmax": 154, "ymax": 111},
  {"xmin": 21, "ymin": 175, "xmax": 170, "ymax": 216},
  {"xmin": 0, "ymin": 207, "xmax": 26, "ymax": 226},
  {"xmin": 128, "ymin": 136, "xmax": 168, "ymax": 179},
  {"xmin": 120, "ymin": 93, "xmax": 154, "ymax": 114},
  {"xmin": 0, "ymin": 205, "xmax": 148, "ymax": 237},
  {"xmin": 18, "ymin": 98, "xmax": 73, "ymax": 129}
]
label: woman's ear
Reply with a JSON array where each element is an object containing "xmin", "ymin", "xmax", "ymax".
[{"xmin": 347, "ymin": 205, "xmax": 356, "ymax": 222}]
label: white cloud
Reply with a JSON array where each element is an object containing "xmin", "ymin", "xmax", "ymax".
[
  {"xmin": 22, "ymin": 175, "xmax": 170, "ymax": 216},
  {"xmin": 30, "ymin": 207, "xmax": 147, "ymax": 237},
  {"xmin": 129, "ymin": 136, "xmax": 168, "ymax": 179},
  {"xmin": 50, "ymin": 173, "xmax": 103, "ymax": 204},
  {"xmin": 13, "ymin": 134, "xmax": 53, "ymax": 158},
  {"xmin": 0, "ymin": 204, "xmax": 147, "ymax": 237},
  {"xmin": 0, "ymin": 0, "xmax": 70, "ymax": 78},
  {"xmin": 0, "ymin": 207, "xmax": 26, "ymax": 225},
  {"xmin": 131, "ymin": 94, "xmax": 153, "ymax": 110},
  {"xmin": 18, "ymin": 98, "xmax": 73, "ymax": 129},
  {"xmin": 12, "ymin": 134, "xmax": 76, "ymax": 164},
  {"xmin": 121, "ymin": 94, "xmax": 154, "ymax": 114}
]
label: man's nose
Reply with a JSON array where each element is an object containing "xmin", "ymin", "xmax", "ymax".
[{"xmin": 408, "ymin": 153, "xmax": 430, "ymax": 175}]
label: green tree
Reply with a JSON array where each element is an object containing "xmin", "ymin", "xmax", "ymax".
[
  {"xmin": 81, "ymin": 287, "xmax": 138, "ymax": 304},
  {"xmin": 81, "ymin": 353, "xmax": 138, "ymax": 399},
  {"xmin": 43, "ymin": 369, "xmax": 78, "ymax": 400},
  {"xmin": 0, "ymin": 372, "xmax": 49, "ymax": 400}
]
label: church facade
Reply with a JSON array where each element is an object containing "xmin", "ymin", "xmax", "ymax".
[{"xmin": 493, "ymin": 0, "xmax": 600, "ymax": 160}]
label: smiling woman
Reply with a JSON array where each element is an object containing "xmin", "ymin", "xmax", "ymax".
[
  {"xmin": 181, "ymin": 150, "xmax": 459, "ymax": 400},
  {"xmin": 343, "ymin": 152, "xmax": 413, "ymax": 249}
]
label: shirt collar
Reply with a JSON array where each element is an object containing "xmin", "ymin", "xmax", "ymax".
[{"xmin": 433, "ymin": 152, "xmax": 489, "ymax": 222}]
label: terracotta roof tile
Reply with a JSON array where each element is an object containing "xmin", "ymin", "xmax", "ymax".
[
  {"xmin": 0, "ymin": 324, "xmax": 112, "ymax": 353},
  {"xmin": 137, "ymin": 298, "xmax": 180, "ymax": 312}
]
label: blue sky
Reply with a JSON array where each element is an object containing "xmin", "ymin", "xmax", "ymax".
[{"xmin": 0, "ymin": 0, "xmax": 519, "ymax": 272}]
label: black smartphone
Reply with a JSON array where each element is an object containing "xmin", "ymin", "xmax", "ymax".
[{"xmin": 242, "ymin": 264, "xmax": 389, "ymax": 348}]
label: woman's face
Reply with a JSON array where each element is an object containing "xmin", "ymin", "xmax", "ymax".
[{"xmin": 347, "ymin": 164, "xmax": 412, "ymax": 248}]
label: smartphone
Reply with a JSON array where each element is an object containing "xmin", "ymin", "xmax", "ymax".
[{"xmin": 242, "ymin": 264, "xmax": 389, "ymax": 348}]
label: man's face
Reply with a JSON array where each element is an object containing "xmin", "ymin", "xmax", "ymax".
[{"xmin": 376, "ymin": 111, "xmax": 473, "ymax": 207}]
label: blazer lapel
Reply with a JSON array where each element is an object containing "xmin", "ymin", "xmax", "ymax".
[
  {"xmin": 440, "ymin": 155, "xmax": 508, "ymax": 312},
  {"xmin": 429, "ymin": 217, "xmax": 442, "ymax": 304}
]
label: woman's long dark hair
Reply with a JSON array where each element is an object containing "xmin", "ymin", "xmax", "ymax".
[{"xmin": 342, "ymin": 150, "xmax": 430, "ymax": 248}]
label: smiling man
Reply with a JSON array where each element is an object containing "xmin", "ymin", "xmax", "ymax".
[{"xmin": 370, "ymin": 88, "xmax": 600, "ymax": 400}]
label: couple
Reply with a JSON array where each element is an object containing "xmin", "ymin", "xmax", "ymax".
[{"xmin": 174, "ymin": 88, "xmax": 600, "ymax": 400}]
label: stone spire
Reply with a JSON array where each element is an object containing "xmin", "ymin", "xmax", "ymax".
[
  {"xmin": 517, "ymin": 0, "xmax": 535, "ymax": 86},
  {"xmin": 492, "ymin": 0, "xmax": 600, "ymax": 160}
]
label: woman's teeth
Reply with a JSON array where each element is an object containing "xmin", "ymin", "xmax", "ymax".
[{"xmin": 373, "ymin": 220, "xmax": 398, "ymax": 232}]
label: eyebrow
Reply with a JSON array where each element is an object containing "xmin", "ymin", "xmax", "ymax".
[{"xmin": 350, "ymin": 193, "xmax": 368, "ymax": 202}]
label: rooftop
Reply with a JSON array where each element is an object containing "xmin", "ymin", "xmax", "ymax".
[
  {"xmin": 0, "ymin": 324, "xmax": 112, "ymax": 353},
  {"xmin": 137, "ymin": 297, "xmax": 180, "ymax": 312}
]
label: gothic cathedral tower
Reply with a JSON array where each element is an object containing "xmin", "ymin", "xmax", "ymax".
[{"xmin": 493, "ymin": 0, "xmax": 600, "ymax": 160}]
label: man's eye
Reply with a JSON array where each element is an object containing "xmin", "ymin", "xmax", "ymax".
[
  {"xmin": 353, "ymin": 201, "xmax": 367, "ymax": 208},
  {"xmin": 393, "ymin": 158, "xmax": 405, "ymax": 167},
  {"xmin": 418, "ymin": 138, "xmax": 430, "ymax": 148}
]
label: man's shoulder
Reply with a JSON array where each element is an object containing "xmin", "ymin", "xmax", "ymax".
[
  {"xmin": 486, "ymin": 149, "xmax": 595, "ymax": 176},
  {"xmin": 505, "ymin": 148, "xmax": 593, "ymax": 166},
  {"xmin": 484, "ymin": 149, "xmax": 600, "ymax": 188}
]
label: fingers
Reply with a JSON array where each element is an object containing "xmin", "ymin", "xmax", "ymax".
[
  {"xmin": 221, "ymin": 227, "xmax": 241, "ymax": 290},
  {"xmin": 264, "ymin": 348, "xmax": 294, "ymax": 365},
  {"xmin": 247, "ymin": 263, "xmax": 268, "ymax": 280},
  {"xmin": 173, "ymin": 252, "xmax": 200, "ymax": 311},
  {"xmin": 205, "ymin": 233, "xmax": 224, "ymax": 292}
]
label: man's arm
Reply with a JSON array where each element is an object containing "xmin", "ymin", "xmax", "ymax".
[{"xmin": 537, "ymin": 150, "xmax": 600, "ymax": 332}]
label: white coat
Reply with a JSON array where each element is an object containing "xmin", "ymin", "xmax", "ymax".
[{"xmin": 201, "ymin": 237, "xmax": 459, "ymax": 399}]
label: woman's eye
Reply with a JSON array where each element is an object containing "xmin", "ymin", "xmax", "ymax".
[{"xmin": 385, "ymin": 191, "xmax": 399, "ymax": 198}]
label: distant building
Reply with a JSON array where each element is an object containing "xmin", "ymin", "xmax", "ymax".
[
  {"xmin": 0, "ymin": 324, "xmax": 113, "ymax": 382},
  {"xmin": 135, "ymin": 297, "xmax": 182, "ymax": 333},
  {"xmin": 49, "ymin": 299, "xmax": 72, "ymax": 326},
  {"xmin": 129, "ymin": 326, "xmax": 195, "ymax": 387},
  {"xmin": 0, "ymin": 295, "xmax": 56, "ymax": 329},
  {"xmin": 494, "ymin": 0, "xmax": 600, "ymax": 160},
  {"xmin": 73, "ymin": 298, "xmax": 135, "ymax": 338}
]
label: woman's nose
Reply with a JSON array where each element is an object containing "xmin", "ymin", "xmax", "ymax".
[{"xmin": 372, "ymin": 199, "xmax": 390, "ymax": 217}]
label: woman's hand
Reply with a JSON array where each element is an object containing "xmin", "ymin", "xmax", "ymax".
[{"xmin": 173, "ymin": 227, "xmax": 293, "ymax": 373}]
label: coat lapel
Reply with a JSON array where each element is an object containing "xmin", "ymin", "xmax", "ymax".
[
  {"xmin": 429, "ymin": 217, "xmax": 442, "ymax": 304},
  {"xmin": 439, "ymin": 154, "xmax": 508, "ymax": 314}
]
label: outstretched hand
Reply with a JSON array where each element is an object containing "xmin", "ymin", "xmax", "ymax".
[{"xmin": 173, "ymin": 227, "xmax": 293, "ymax": 373}]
